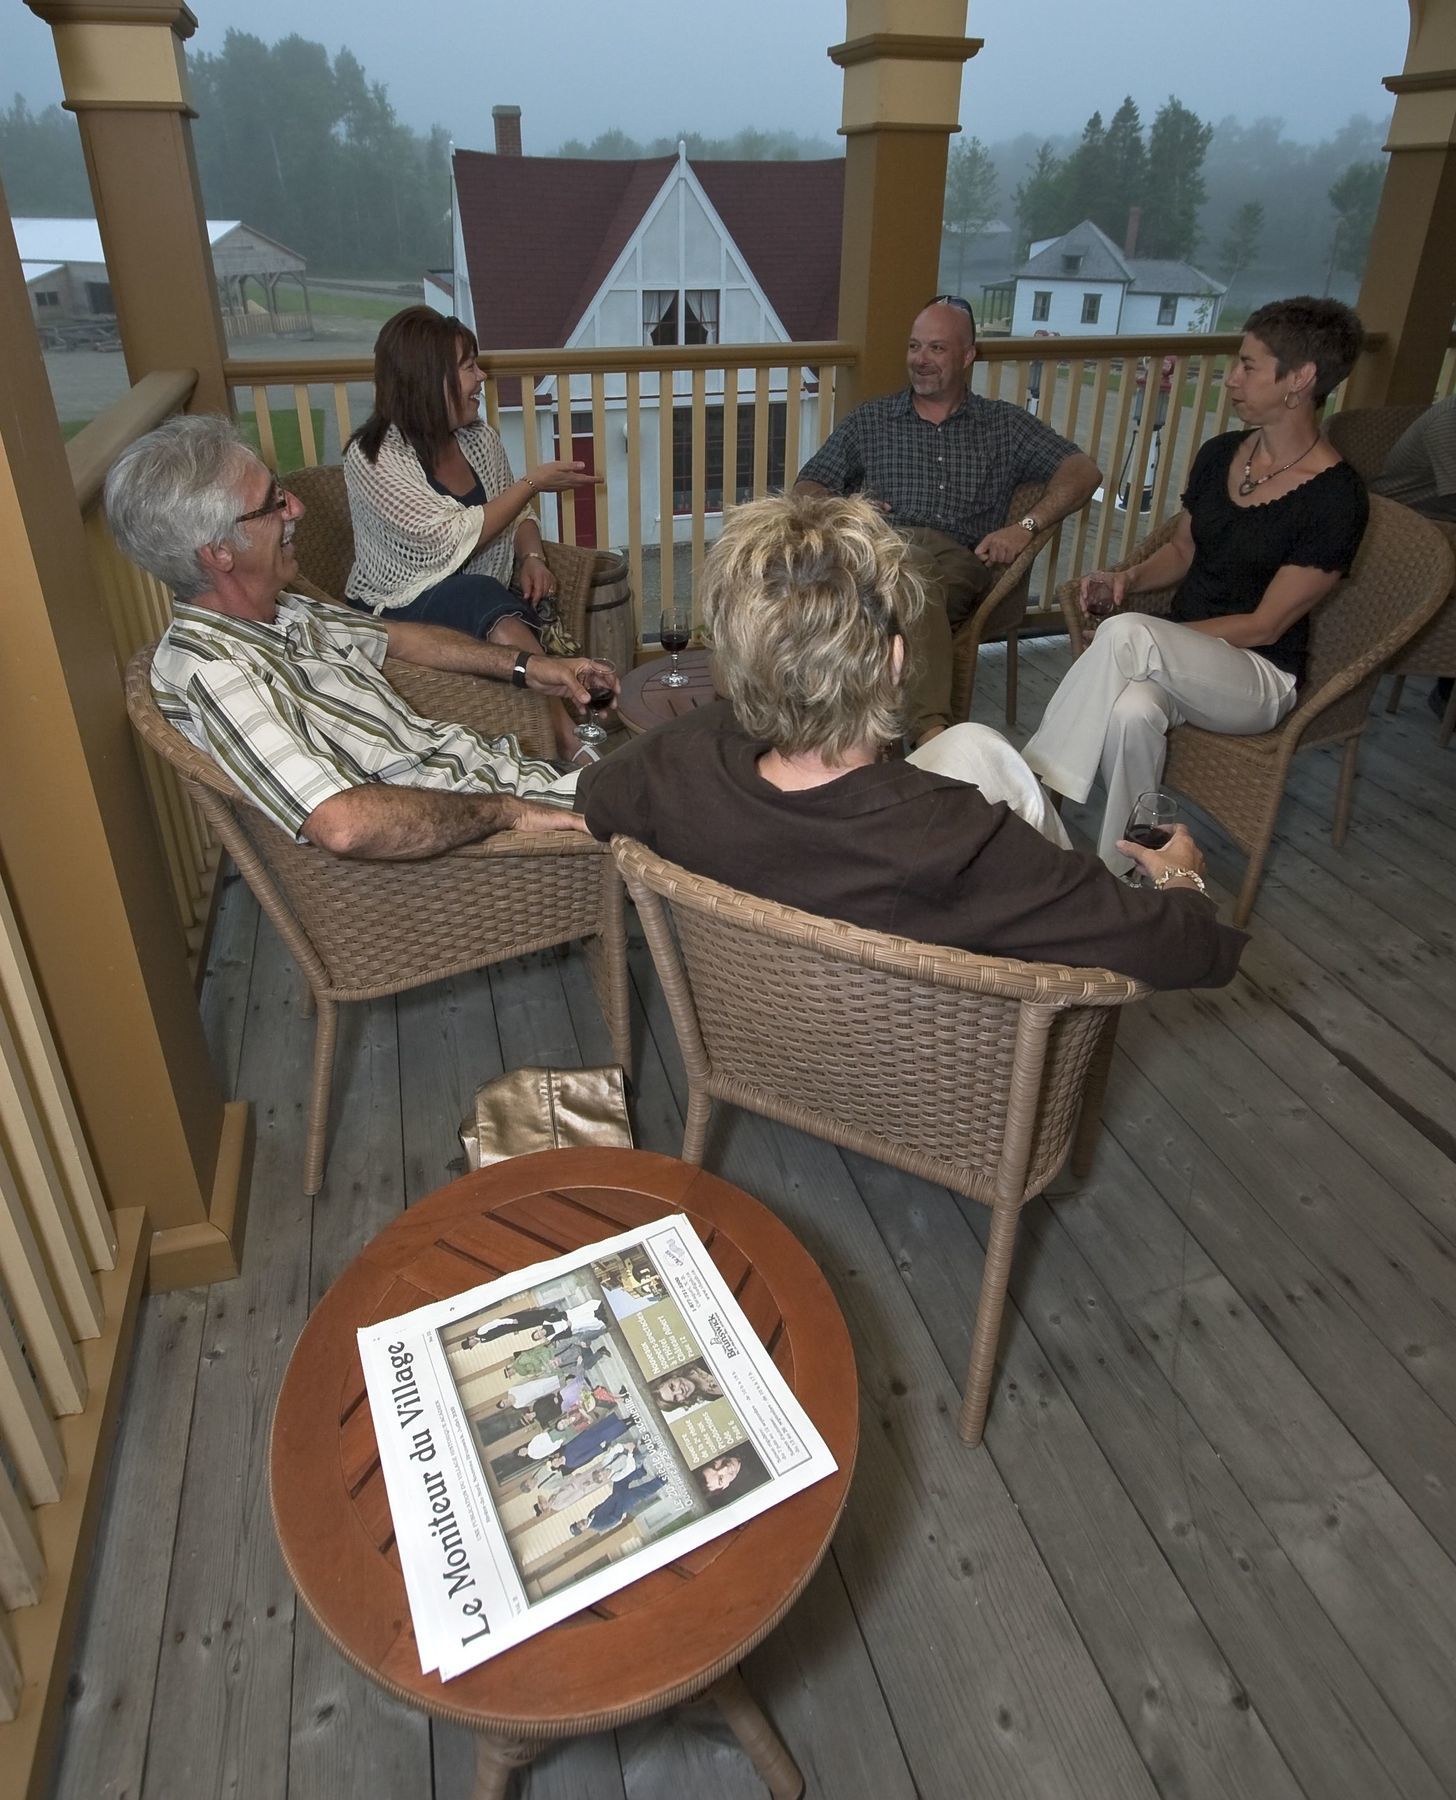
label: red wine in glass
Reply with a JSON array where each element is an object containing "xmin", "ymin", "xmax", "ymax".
[
  {"xmin": 659, "ymin": 614, "xmax": 690, "ymax": 687},
  {"xmin": 576, "ymin": 661, "xmax": 616, "ymax": 746},
  {"xmin": 1123, "ymin": 789, "xmax": 1179, "ymax": 882},
  {"xmin": 1082, "ymin": 574, "xmax": 1116, "ymax": 618}
]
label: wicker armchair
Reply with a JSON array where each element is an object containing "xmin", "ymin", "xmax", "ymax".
[
  {"xmin": 126, "ymin": 646, "xmax": 630, "ymax": 1196},
  {"xmin": 948, "ymin": 480, "xmax": 1058, "ymax": 728},
  {"xmin": 1325, "ymin": 403, "xmax": 1428, "ymax": 482},
  {"xmin": 1053, "ymin": 497, "xmax": 1455, "ymax": 925},
  {"xmin": 1328, "ymin": 407, "xmax": 1456, "ymax": 746},
  {"xmin": 279, "ymin": 463, "xmax": 595, "ymax": 649},
  {"xmin": 613, "ymin": 836, "xmax": 1148, "ymax": 1447}
]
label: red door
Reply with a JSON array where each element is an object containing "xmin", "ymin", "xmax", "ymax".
[{"xmin": 553, "ymin": 419, "xmax": 597, "ymax": 548}]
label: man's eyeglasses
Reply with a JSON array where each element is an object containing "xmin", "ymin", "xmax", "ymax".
[{"xmin": 235, "ymin": 482, "xmax": 290, "ymax": 525}]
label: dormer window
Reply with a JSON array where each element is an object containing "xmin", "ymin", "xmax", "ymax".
[{"xmin": 1061, "ymin": 253, "xmax": 1083, "ymax": 274}]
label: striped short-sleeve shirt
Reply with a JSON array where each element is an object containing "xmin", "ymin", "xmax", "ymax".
[{"xmin": 152, "ymin": 593, "xmax": 566, "ymax": 840}]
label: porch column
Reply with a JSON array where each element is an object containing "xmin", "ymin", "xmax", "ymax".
[
  {"xmin": 829, "ymin": 0, "xmax": 981, "ymax": 407},
  {"xmin": 1346, "ymin": 1, "xmax": 1456, "ymax": 406},
  {"xmin": 25, "ymin": 0, "xmax": 230, "ymax": 414},
  {"xmin": 0, "ymin": 175, "xmax": 249, "ymax": 1290}
]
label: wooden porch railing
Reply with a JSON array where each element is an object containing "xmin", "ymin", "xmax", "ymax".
[
  {"xmin": 66, "ymin": 371, "xmax": 219, "ymax": 963},
  {"xmin": 225, "ymin": 343, "xmax": 854, "ymax": 647},
  {"xmin": 0, "ymin": 866, "xmax": 148, "ymax": 1758},
  {"xmin": 227, "ymin": 328, "xmax": 1410, "ymax": 646}
]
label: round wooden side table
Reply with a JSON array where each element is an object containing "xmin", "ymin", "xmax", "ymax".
[
  {"xmin": 269, "ymin": 1147, "xmax": 857, "ymax": 1799},
  {"xmin": 616, "ymin": 647, "xmax": 718, "ymax": 735}
]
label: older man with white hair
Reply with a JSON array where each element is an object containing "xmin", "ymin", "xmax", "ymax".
[{"xmin": 104, "ymin": 415, "xmax": 616, "ymax": 857}]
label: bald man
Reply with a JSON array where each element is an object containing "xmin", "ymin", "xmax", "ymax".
[{"xmin": 795, "ymin": 296, "xmax": 1099, "ymax": 743}]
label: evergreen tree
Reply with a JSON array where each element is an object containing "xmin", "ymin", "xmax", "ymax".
[
  {"xmin": 1325, "ymin": 161, "xmax": 1383, "ymax": 287},
  {"xmin": 0, "ymin": 95, "xmax": 89, "ymax": 212},
  {"xmin": 1103, "ymin": 97, "xmax": 1146, "ymax": 244},
  {"xmin": 942, "ymin": 135, "xmax": 998, "ymax": 288},
  {"xmin": 1013, "ymin": 142, "xmax": 1067, "ymax": 252},
  {"xmin": 1140, "ymin": 98, "xmax": 1213, "ymax": 259},
  {"xmin": 1060, "ymin": 111, "xmax": 1112, "ymax": 232},
  {"xmin": 1218, "ymin": 200, "xmax": 1264, "ymax": 285}
]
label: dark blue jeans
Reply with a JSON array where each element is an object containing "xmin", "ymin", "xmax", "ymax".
[{"xmin": 350, "ymin": 571, "xmax": 539, "ymax": 639}]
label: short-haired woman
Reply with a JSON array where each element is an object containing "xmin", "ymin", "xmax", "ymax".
[
  {"xmin": 578, "ymin": 493, "xmax": 1248, "ymax": 990},
  {"xmin": 344, "ymin": 306, "xmax": 604, "ymax": 760},
  {"xmin": 1021, "ymin": 296, "xmax": 1369, "ymax": 869}
]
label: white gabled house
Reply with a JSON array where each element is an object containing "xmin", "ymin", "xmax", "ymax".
[
  {"xmin": 438, "ymin": 119, "xmax": 843, "ymax": 547},
  {"xmin": 1007, "ymin": 219, "xmax": 1224, "ymax": 339}
]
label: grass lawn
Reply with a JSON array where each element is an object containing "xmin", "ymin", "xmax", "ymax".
[
  {"xmin": 275, "ymin": 287, "xmax": 405, "ymax": 324},
  {"xmin": 235, "ymin": 408, "xmax": 328, "ymax": 472}
]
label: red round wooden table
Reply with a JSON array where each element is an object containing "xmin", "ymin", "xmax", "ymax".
[
  {"xmin": 616, "ymin": 647, "xmax": 718, "ymax": 735},
  {"xmin": 269, "ymin": 1147, "xmax": 857, "ymax": 1799}
]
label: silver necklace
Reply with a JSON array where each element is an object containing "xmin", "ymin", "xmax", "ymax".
[{"xmin": 1238, "ymin": 430, "xmax": 1320, "ymax": 497}]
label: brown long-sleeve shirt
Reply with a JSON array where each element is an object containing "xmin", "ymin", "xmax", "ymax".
[{"xmin": 577, "ymin": 704, "xmax": 1245, "ymax": 991}]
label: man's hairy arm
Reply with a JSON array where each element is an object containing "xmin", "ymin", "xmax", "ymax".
[
  {"xmin": 1038, "ymin": 450, "xmax": 1102, "ymax": 522},
  {"xmin": 380, "ymin": 618, "xmax": 517, "ymax": 678},
  {"xmin": 303, "ymin": 785, "xmax": 587, "ymax": 859},
  {"xmin": 974, "ymin": 450, "xmax": 1103, "ymax": 563},
  {"xmin": 379, "ymin": 619, "xmax": 613, "ymax": 709}
]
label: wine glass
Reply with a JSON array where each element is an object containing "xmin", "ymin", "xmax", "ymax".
[
  {"xmin": 1123, "ymin": 789, "xmax": 1179, "ymax": 883},
  {"xmin": 659, "ymin": 602, "xmax": 690, "ymax": 688},
  {"xmin": 1082, "ymin": 573, "xmax": 1116, "ymax": 619},
  {"xmin": 575, "ymin": 659, "xmax": 616, "ymax": 749}
]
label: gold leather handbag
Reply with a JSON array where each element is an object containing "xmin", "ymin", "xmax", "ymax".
[{"xmin": 459, "ymin": 1066, "xmax": 633, "ymax": 1170}]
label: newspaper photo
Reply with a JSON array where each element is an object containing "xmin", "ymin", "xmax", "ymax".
[{"xmin": 357, "ymin": 1213, "xmax": 838, "ymax": 1679}]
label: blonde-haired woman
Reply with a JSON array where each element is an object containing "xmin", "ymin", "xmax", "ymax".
[{"xmin": 577, "ymin": 493, "xmax": 1246, "ymax": 990}]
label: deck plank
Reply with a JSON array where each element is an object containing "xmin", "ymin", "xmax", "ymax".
[
  {"xmin": 141, "ymin": 920, "xmax": 317, "ymax": 1800},
  {"xmin": 849, "ymin": 1152, "xmax": 1303, "ymax": 1800}
]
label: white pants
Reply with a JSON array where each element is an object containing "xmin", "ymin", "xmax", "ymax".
[
  {"xmin": 1021, "ymin": 613, "xmax": 1296, "ymax": 868},
  {"xmin": 907, "ymin": 723, "xmax": 1072, "ymax": 850}
]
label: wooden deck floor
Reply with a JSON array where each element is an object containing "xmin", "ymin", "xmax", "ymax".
[{"xmin": 49, "ymin": 641, "xmax": 1456, "ymax": 1800}]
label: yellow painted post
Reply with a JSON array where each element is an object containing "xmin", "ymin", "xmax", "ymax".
[
  {"xmin": 27, "ymin": 0, "xmax": 230, "ymax": 414},
  {"xmin": 829, "ymin": 3, "xmax": 979, "ymax": 409},
  {"xmin": 1346, "ymin": 8, "xmax": 1456, "ymax": 407}
]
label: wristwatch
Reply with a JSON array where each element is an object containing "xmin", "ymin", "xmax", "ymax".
[
  {"xmin": 1152, "ymin": 867, "xmax": 1208, "ymax": 896},
  {"xmin": 511, "ymin": 649, "xmax": 532, "ymax": 688},
  {"xmin": 1016, "ymin": 514, "xmax": 1039, "ymax": 534}
]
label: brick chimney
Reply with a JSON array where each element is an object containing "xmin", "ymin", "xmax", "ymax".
[
  {"xmin": 1123, "ymin": 206, "xmax": 1141, "ymax": 257},
  {"xmin": 492, "ymin": 105, "xmax": 522, "ymax": 157}
]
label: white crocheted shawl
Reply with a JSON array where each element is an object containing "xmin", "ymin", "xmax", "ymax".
[{"xmin": 343, "ymin": 422, "xmax": 520, "ymax": 609}]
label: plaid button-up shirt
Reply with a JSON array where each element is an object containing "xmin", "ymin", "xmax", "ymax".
[
  {"xmin": 152, "ymin": 593, "xmax": 565, "ymax": 840},
  {"xmin": 796, "ymin": 387, "xmax": 1081, "ymax": 547}
]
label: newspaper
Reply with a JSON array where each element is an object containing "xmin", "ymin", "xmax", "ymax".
[{"xmin": 358, "ymin": 1212, "xmax": 838, "ymax": 1679}]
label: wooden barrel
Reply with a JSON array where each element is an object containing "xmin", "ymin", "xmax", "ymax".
[{"xmin": 586, "ymin": 549, "xmax": 634, "ymax": 670}]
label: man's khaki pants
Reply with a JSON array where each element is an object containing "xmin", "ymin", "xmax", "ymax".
[{"xmin": 901, "ymin": 528, "xmax": 1000, "ymax": 742}]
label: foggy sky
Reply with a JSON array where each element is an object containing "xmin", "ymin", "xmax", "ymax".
[{"xmin": 4, "ymin": 0, "xmax": 1408, "ymax": 151}]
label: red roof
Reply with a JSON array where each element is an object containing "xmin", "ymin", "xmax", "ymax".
[{"xmin": 453, "ymin": 149, "xmax": 842, "ymax": 351}]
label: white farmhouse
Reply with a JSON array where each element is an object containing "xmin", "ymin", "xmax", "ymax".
[
  {"xmin": 1006, "ymin": 219, "xmax": 1223, "ymax": 339},
  {"xmin": 439, "ymin": 108, "xmax": 843, "ymax": 548}
]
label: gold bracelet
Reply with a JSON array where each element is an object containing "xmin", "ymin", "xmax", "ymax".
[
  {"xmin": 519, "ymin": 550, "xmax": 547, "ymax": 565},
  {"xmin": 1152, "ymin": 867, "xmax": 1208, "ymax": 896}
]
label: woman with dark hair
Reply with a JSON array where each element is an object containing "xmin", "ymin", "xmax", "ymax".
[
  {"xmin": 344, "ymin": 307, "xmax": 608, "ymax": 761},
  {"xmin": 1022, "ymin": 296, "xmax": 1369, "ymax": 870}
]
